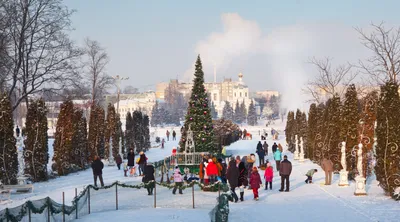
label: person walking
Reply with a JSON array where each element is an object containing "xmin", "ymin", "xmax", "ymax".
[
  {"xmin": 172, "ymin": 130, "xmax": 177, "ymax": 140},
  {"xmin": 305, "ymin": 169, "xmax": 318, "ymax": 184},
  {"xmin": 143, "ymin": 162, "xmax": 155, "ymax": 195},
  {"xmin": 127, "ymin": 149, "xmax": 135, "ymax": 174},
  {"xmin": 138, "ymin": 151, "xmax": 147, "ymax": 176},
  {"xmin": 256, "ymin": 141, "xmax": 265, "ymax": 166},
  {"xmin": 321, "ymin": 158, "xmax": 334, "ymax": 185},
  {"xmin": 274, "ymin": 149, "xmax": 282, "ymax": 171},
  {"xmin": 166, "ymin": 130, "xmax": 170, "ymax": 141},
  {"xmin": 238, "ymin": 158, "xmax": 248, "ymax": 201},
  {"xmin": 264, "ymin": 162, "xmax": 273, "ymax": 190},
  {"xmin": 172, "ymin": 166, "xmax": 183, "ymax": 194},
  {"xmin": 263, "ymin": 141, "xmax": 269, "ymax": 156},
  {"xmin": 249, "ymin": 167, "xmax": 262, "ymax": 200},
  {"xmin": 91, "ymin": 155, "xmax": 104, "ymax": 187},
  {"xmin": 161, "ymin": 138, "xmax": 165, "ymax": 149},
  {"xmin": 226, "ymin": 159, "xmax": 239, "ymax": 202},
  {"xmin": 279, "ymin": 155, "xmax": 292, "ymax": 192},
  {"xmin": 272, "ymin": 142, "xmax": 278, "ymax": 153},
  {"xmin": 116, "ymin": 154, "xmax": 122, "ymax": 170},
  {"xmin": 206, "ymin": 159, "xmax": 218, "ymax": 184}
]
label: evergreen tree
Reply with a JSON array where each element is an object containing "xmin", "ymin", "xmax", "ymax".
[
  {"xmin": 325, "ymin": 96, "xmax": 342, "ymax": 171},
  {"xmin": 222, "ymin": 101, "xmax": 234, "ymax": 121},
  {"xmin": 375, "ymin": 82, "xmax": 400, "ymax": 197},
  {"xmin": 119, "ymin": 118, "xmax": 126, "ymax": 157},
  {"xmin": 150, "ymin": 101, "xmax": 160, "ymax": 127},
  {"xmin": 340, "ymin": 84, "xmax": 359, "ymax": 173},
  {"xmin": 359, "ymin": 91, "xmax": 378, "ymax": 178},
  {"xmin": 105, "ymin": 104, "xmax": 116, "ymax": 159},
  {"xmin": 125, "ymin": 112, "xmax": 135, "ymax": 154},
  {"xmin": 112, "ymin": 114, "xmax": 121, "ymax": 159},
  {"xmin": 294, "ymin": 109, "xmax": 303, "ymax": 139},
  {"xmin": 299, "ymin": 112, "xmax": 308, "ymax": 155},
  {"xmin": 314, "ymin": 103, "xmax": 326, "ymax": 162},
  {"xmin": 240, "ymin": 100, "xmax": 247, "ymax": 123},
  {"xmin": 143, "ymin": 114, "xmax": 151, "ymax": 151},
  {"xmin": 88, "ymin": 105, "xmax": 105, "ymax": 160},
  {"xmin": 285, "ymin": 111, "xmax": 295, "ymax": 152},
  {"xmin": 247, "ymin": 100, "xmax": 257, "ymax": 126},
  {"xmin": 53, "ymin": 100, "xmax": 74, "ymax": 176},
  {"xmin": 24, "ymin": 99, "xmax": 49, "ymax": 182},
  {"xmin": 306, "ymin": 103, "xmax": 318, "ymax": 160},
  {"xmin": 234, "ymin": 100, "xmax": 241, "ymax": 123},
  {"xmin": 0, "ymin": 94, "xmax": 18, "ymax": 184},
  {"xmin": 180, "ymin": 55, "xmax": 215, "ymax": 153},
  {"xmin": 132, "ymin": 110, "xmax": 144, "ymax": 153},
  {"xmin": 210, "ymin": 101, "xmax": 218, "ymax": 119},
  {"xmin": 71, "ymin": 109, "xmax": 88, "ymax": 169}
]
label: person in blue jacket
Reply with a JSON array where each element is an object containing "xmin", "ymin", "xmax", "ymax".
[{"xmin": 274, "ymin": 149, "xmax": 282, "ymax": 171}]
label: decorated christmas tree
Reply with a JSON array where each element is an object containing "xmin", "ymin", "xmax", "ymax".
[
  {"xmin": 53, "ymin": 100, "xmax": 74, "ymax": 176},
  {"xmin": 180, "ymin": 55, "xmax": 215, "ymax": 153},
  {"xmin": 340, "ymin": 84, "xmax": 359, "ymax": 174},
  {"xmin": 247, "ymin": 100, "xmax": 257, "ymax": 126},
  {"xmin": 375, "ymin": 81, "xmax": 400, "ymax": 197},
  {"xmin": 24, "ymin": 99, "xmax": 49, "ymax": 182},
  {"xmin": 0, "ymin": 94, "xmax": 18, "ymax": 184}
]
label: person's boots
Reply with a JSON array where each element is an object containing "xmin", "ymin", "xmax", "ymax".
[
  {"xmin": 265, "ymin": 183, "xmax": 268, "ymax": 190},
  {"xmin": 240, "ymin": 192, "xmax": 244, "ymax": 201}
]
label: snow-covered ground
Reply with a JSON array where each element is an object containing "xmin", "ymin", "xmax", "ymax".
[{"xmin": 2, "ymin": 121, "xmax": 399, "ymax": 221}]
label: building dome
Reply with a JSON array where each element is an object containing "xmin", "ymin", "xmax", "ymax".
[{"xmin": 238, "ymin": 72, "xmax": 243, "ymax": 78}]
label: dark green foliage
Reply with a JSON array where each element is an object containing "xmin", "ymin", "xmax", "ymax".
[
  {"xmin": 375, "ymin": 81, "xmax": 400, "ymax": 197},
  {"xmin": 341, "ymin": 84, "xmax": 359, "ymax": 173},
  {"xmin": 24, "ymin": 99, "xmax": 49, "ymax": 182},
  {"xmin": 105, "ymin": 104, "xmax": 116, "ymax": 159},
  {"xmin": 53, "ymin": 100, "xmax": 74, "ymax": 176},
  {"xmin": 234, "ymin": 100, "xmax": 241, "ymax": 123},
  {"xmin": 325, "ymin": 96, "xmax": 342, "ymax": 171},
  {"xmin": 112, "ymin": 114, "xmax": 121, "ymax": 159},
  {"xmin": 150, "ymin": 101, "xmax": 160, "ymax": 127},
  {"xmin": 0, "ymin": 94, "xmax": 18, "ymax": 184},
  {"xmin": 119, "ymin": 117, "xmax": 125, "ymax": 156},
  {"xmin": 71, "ymin": 109, "xmax": 88, "ymax": 169},
  {"xmin": 247, "ymin": 100, "xmax": 257, "ymax": 126},
  {"xmin": 240, "ymin": 100, "xmax": 247, "ymax": 123},
  {"xmin": 306, "ymin": 103, "xmax": 318, "ymax": 160},
  {"xmin": 88, "ymin": 104, "xmax": 105, "ymax": 161},
  {"xmin": 132, "ymin": 110, "xmax": 144, "ymax": 153},
  {"xmin": 285, "ymin": 111, "xmax": 295, "ymax": 152},
  {"xmin": 313, "ymin": 103, "xmax": 326, "ymax": 163},
  {"xmin": 180, "ymin": 55, "xmax": 215, "ymax": 153},
  {"xmin": 143, "ymin": 115, "xmax": 151, "ymax": 151},
  {"xmin": 210, "ymin": 101, "xmax": 218, "ymax": 119},
  {"xmin": 222, "ymin": 101, "xmax": 234, "ymax": 121},
  {"xmin": 125, "ymin": 112, "xmax": 135, "ymax": 153}
]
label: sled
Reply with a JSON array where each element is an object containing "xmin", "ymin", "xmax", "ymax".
[{"xmin": 130, "ymin": 167, "xmax": 136, "ymax": 177}]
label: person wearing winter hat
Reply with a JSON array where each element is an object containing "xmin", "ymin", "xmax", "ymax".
[
  {"xmin": 264, "ymin": 162, "xmax": 274, "ymax": 190},
  {"xmin": 206, "ymin": 159, "xmax": 218, "ymax": 184},
  {"xmin": 249, "ymin": 167, "xmax": 262, "ymax": 200},
  {"xmin": 138, "ymin": 151, "xmax": 147, "ymax": 176},
  {"xmin": 305, "ymin": 169, "xmax": 318, "ymax": 184},
  {"xmin": 173, "ymin": 166, "xmax": 183, "ymax": 194}
]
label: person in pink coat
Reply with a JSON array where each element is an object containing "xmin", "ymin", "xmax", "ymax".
[
  {"xmin": 249, "ymin": 167, "xmax": 262, "ymax": 200},
  {"xmin": 264, "ymin": 162, "xmax": 274, "ymax": 190}
]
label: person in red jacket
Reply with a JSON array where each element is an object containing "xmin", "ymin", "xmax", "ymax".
[
  {"xmin": 250, "ymin": 167, "xmax": 262, "ymax": 200},
  {"xmin": 206, "ymin": 159, "xmax": 218, "ymax": 184},
  {"xmin": 264, "ymin": 162, "xmax": 273, "ymax": 190}
]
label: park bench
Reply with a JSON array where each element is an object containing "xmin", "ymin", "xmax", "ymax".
[{"xmin": 2, "ymin": 184, "xmax": 34, "ymax": 193}]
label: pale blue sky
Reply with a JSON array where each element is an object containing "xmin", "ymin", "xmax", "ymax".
[{"xmin": 65, "ymin": 0, "xmax": 400, "ymax": 100}]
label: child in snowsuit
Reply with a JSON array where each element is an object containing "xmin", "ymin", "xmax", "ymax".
[
  {"xmin": 173, "ymin": 166, "xmax": 183, "ymax": 194},
  {"xmin": 305, "ymin": 169, "xmax": 318, "ymax": 184},
  {"xmin": 249, "ymin": 167, "xmax": 262, "ymax": 200},
  {"xmin": 264, "ymin": 162, "xmax": 273, "ymax": 190}
]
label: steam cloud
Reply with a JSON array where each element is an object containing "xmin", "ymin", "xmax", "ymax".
[{"xmin": 183, "ymin": 13, "xmax": 369, "ymax": 112}]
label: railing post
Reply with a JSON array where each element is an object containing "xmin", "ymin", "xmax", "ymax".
[
  {"xmin": 192, "ymin": 182, "xmax": 195, "ymax": 209},
  {"xmin": 153, "ymin": 181, "xmax": 156, "ymax": 208},
  {"xmin": 218, "ymin": 183, "xmax": 221, "ymax": 198},
  {"xmin": 75, "ymin": 188, "xmax": 78, "ymax": 219},
  {"xmin": 28, "ymin": 205, "xmax": 31, "ymax": 222},
  {"xmin": 88, "ymin": 188, "xmax": 91, "ymax": 214},
  {"xmin": 116, "ymin": 183, "xmax": 118, "ymax": 210},
  {"xmin": 47, "ymin": 197, "xmax": 50, "ymax": 222},
  {"xmin": 62, "ymin": 192, "xmax": 65, "ymax": 222}
]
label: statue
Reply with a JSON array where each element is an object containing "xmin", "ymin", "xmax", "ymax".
[
  {"xmin": 354, "ymin": 143, "xmax": 367, "ymax": 196},
  {"xmin": 294, "ymin": 135, "xmax": 299, "ymax": 160},
  {"xmin": 299, "ymin": 137, "xmax": 305, "ymax": 162},
  {"xmin": 338, "ymin": 141, "xmax": 349, "ymax": 186},
  {"xmin": 357, "ymin": 143, "xmax": 363, "ymax": 177}
]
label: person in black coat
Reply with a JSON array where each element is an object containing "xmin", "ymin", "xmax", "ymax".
[
  {"xmin": 127, "ymin": 149, "xmax": 135, "ymax": 168},
  {"xmin": 142, "ymin": 162, "xmax": 155, "ymax": 195},
  {"xmin": 116, "ymin": 154, "xmax": 122, "ymax": 170},
  {"xmin": 272, "ymin": 142, "xmax": 278, "ymax": 153},
  {"xmin": 138, "ymin": 151, "xmax": 147, "ymax": 176},
  {"xmin": 226, "ymin": 159, "xmax": 239, "ymax": 202},
  {"xmin": 238, "ymin": 159, "xmax": 248, "ymax": 201},
  {"xmin": 91, "ymin": 155, "xmax": 104, "ymax": 187}
]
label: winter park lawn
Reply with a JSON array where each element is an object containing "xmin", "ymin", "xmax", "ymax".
[{"xmin": 1, "ymin": 123, "xmax": 400, "ymax": 221}]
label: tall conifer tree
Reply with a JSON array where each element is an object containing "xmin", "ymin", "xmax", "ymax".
[
  {"xmin": 222, "ymin": 101, "xmax": 234, "ymax": 121},
  {"xmin": 306, "ymin": 103, "xmax": 318, "ymax": 160},
  {"xmin": 180, "ymin": 55, "xmax": 215, "ymax": 153},
  {"xmin": 247, "ymin": 100, "xmax": 257, "ymax": 126}
]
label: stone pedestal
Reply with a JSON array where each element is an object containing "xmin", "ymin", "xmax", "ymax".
[
  {"xmin": 17, "ymin": 176, "xmax": 28, "ymax": 185},
  {"xmin": 294, "ymin": 151, "xmax": 299, "ymax": 160},
  {"xmin": 354, "ymin": 176, "xmax": 367, "ymax": 196},
  {"xmin": 338, "ymin": 170, "xmax": 349, "ymax": 186},
  {"xmin": 299, "ymin": 153, "xmax": 304, "ymax": 162}
]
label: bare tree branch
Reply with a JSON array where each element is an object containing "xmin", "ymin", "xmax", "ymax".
[
  {"xmin": 356, "ymin": 22, "xmax": 400, "ymax": 84},
  {"xmin": 303, "ymin": 57, "xmax": 358, "ymax": 103}
]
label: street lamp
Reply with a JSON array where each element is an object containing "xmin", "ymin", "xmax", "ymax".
[{"xmin": 112, "ymin": 75, "xmax": 129, "ymax": 114}]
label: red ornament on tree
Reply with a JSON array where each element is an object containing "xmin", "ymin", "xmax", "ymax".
[{"xmin": 204, "ymin": 111, "xmax": 207, "ymax": 115}]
